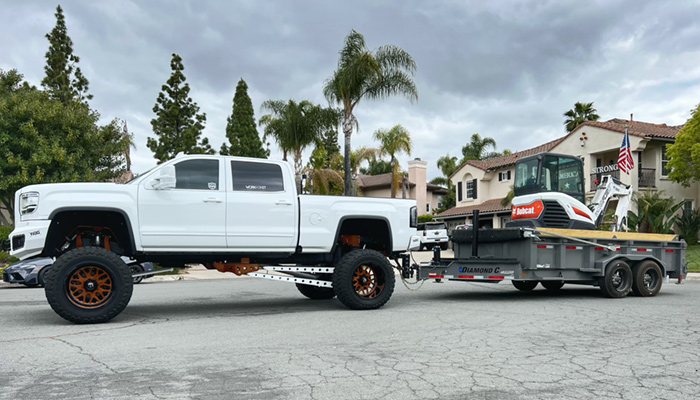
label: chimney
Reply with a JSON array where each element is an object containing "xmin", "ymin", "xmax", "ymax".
[{"xmin": 630, "ymin": 113, "xmax": 633, "ymax": 122}]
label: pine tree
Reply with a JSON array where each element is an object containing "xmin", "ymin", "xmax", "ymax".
[
  {"xmin": 41, "ymin": 5, "xmax": 91, "ymax": 104},
  {"xmin": 319, "ymin": 127, "xmax": 340, "ymax": 168},
  {"xmin": 220, "ymin": 79, "xmax": 268, "ymax": 158},
  {"xmin": 147, "ymin": 53, "xmax": 213, "ymax": 163}
]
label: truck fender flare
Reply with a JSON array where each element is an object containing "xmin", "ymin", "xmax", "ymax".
[
  {"xmin": 330, "ymin": 215, "xmax": 393, "ymax": 254},
  {"xmin": 47, "ymin": 207, "xmax": 137, "ymax": 255}
]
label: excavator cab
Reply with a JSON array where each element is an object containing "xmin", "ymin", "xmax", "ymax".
[{"xmin": 514, "ymin": 153, "xmax": 585, "ymax": 203}]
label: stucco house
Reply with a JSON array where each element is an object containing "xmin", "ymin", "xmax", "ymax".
[
  {"xmin": 436, "ymin": 117, "xmax": 697, "ymax": 231},
  {"xmin": 357, "ymin": 158, "xmax": 447, "ymax": 215}
]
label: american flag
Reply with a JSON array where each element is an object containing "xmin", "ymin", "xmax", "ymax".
[{"xmin": 618, "ymin": 127, "xmax": 634, "ymax": 174}]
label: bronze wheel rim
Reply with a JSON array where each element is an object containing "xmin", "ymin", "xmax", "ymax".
[
  {"xmin": 352, "ymin": 264, "xmax": 384, "ymax": 298},
  {"xmin": 66, "ymin": 265, "xmax": 113, "ymax": 308}
]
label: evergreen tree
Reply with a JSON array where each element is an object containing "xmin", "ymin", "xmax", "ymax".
[
  {"xmin": 319, "ymin": 127, "xmax": 341, "ymax": 168},
  {"xmin": 41, "ymin": 5, "xmax": 91, "ymax": 104},
  {"xmin": 220, "ymin": 79, "xmax": 268, "ymax": 158},
  {"xmin": 148, "ymin": 53, "xmax": 213, "ymax": 163},
  {"xmin": 1, "ymin": 69, "xmax": 124, "ymax": 223}
]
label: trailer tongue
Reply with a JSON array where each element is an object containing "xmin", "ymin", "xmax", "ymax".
[{"xmin": 403, "ymin": 218, "xmax": 687, "ymax": 298}]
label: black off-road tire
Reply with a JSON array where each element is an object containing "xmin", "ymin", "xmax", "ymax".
[
  {"xmin": 44, "ymin": 247, "xmax": 133, "ymax": 324},
  {"xmin": 440, "ymin": 243, "xmax": 448, "ymax": 251},
  {"xmin": 295, "ymin": 283, "xmax": 336, "ymax": 300},
  {"xmin": 512, "ymin": 281, "xmax": 538, "ymax": 291},
  {"xmin": 332, "ymin": 249, "xmax": 395, "ymax": 310},
  {"xmin": 631, "ymin": 260, "xmax": 663, "ymax": 297},
  {"xmin": 599, "ymin": 260, "xmax": 632, "ymax": 298},
  {"xmin": 541, "ymin": 281, "xmax": 565, "ymax": 291}
]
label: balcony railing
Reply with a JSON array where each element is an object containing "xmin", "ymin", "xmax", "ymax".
[
  {"xmin": 590, "ymin": 169, "xmax": 620, "ymax": 187},
  {"xmin": 638, "ymin": 168, "xmax": 655, "ymax": 188},
  {"xmin": 589, "ymin": 168, "xmax": 656, "ymax": 188}
]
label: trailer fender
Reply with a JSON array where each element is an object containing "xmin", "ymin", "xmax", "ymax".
[{"xmin": 594, "ymin": 255, "xmax": 667, "ymax": 278}]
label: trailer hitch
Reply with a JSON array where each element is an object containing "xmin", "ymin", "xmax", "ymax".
[{"xmin": 400, "ymin": 253, "xmax": 418, "ymax": 279}]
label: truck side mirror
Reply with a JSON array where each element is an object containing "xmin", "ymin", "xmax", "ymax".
[{"xmin": 149, "ymin": 165, "xmax": 176, "ymax": 189}]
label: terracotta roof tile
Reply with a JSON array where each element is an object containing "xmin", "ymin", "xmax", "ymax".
[
  {"xmin": 435, "ymin": 198, "xmax": 510, "ymax": 218},
  {"xmin": 579, "ymin": 118, "xmax": 682, "ymax": 139},
  {"xmin": 357, "ymin": 173, "xmax": 447, "ymax": 193},
  {"xmin": 450, "ymin": 135, "xmax": 569, "ymax": 176}
]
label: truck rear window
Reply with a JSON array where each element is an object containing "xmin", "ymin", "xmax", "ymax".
[
  {"xmin": 231, "ymin": 161, "xmax": 284, "ymax": 192},
  {"xmin": 418, "ymin": 223, "xmax": 446, "ymax": 231}
]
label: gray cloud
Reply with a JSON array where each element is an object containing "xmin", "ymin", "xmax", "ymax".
[{"xmin": 1, "ymin": 0, "xmax": 698, "ymax": 181}]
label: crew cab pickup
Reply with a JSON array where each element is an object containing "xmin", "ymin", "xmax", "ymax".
[{"xmin": 4, "ymin": 154, "xmax": 418, "ymax": 323}]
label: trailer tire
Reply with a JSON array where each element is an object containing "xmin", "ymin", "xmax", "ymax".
[
  {"xmin": 296, "ymin": 283, "xmax": 336, "ymax": 300},
  {"xmin": 541, "ymin": 281, "xmax": 564, "ymax": 291},
  {"xmin": 44, "ymin": 247, "xmax": 133, "ymax": 324},
  {"xmin": 333, "ymin": 249, "xmax": 395, "ymax": 310},
  {"xmin": 599, "ymin": 260, "xmax": 632, "ymax": 298},
  {"xmin": 631, "ymin": 260, "xmax": 662, "ymax": 297},
  {"xmin": 512, "ymin": 281, "xmax": 538, "ymax": 291}
]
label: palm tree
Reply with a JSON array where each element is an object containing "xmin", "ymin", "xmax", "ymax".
[
  {"xmin": 350, "ymin": 146, "xmax": 379, "ymax": 195},
  {"xmin": 563, "ymin": 101, "xmax": 600, "ymax": 132},
  {"xmin": 323, "ymin": 29, "xmax": 418, "ymax": 196},
  {"xmin": 305, "ymin": 146, "xmax": 343, "ymax": 195},
  {"xmin": 461, "ymin": 133, "xmax": 497, "ymax": 161},
  {"xmin": 373, "ymin": 124, "xmax": 412, "ymax": 198},
  {"xmin": 259, "ymin": 100, "xmax": 339, "ymax": 186},
  {"xmin": 437, "ymin": 154, "xmax": 459, "ymax": 178}
]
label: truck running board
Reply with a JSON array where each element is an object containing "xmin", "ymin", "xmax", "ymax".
[
  {"xmin": 246, "ymin": 266, "xmax": 335, "ymax": 288},
  {"xmin": 246, "ymin": 272, "xmax": 332, "ymax": 288}
]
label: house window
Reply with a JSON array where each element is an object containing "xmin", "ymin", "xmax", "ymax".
[
  {"xmin": 426, "ymin": 203, "xmax": 430, "ymax": 213},
  {"xmin": 437, "ymin": 195, "xmax": 442, "ymax": 209},
  {"xmin": 498, "ymin": 170, "xmax": 511, "ymax": 181},
  {"xmin": 457, "ymin": 181, "xmax": 463, "ymax": 202},
  {"xmin": 662, "ymin": 144, "xmax": 672, "ymax": 176},
  {"xmin": 465, "ymin": 179, "xmax": 474, "ymax": 199}
]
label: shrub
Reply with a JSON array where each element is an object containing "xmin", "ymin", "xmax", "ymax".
[{"xmin": 675, "ymin": 208, "xmax": 700, "ymax": 244}]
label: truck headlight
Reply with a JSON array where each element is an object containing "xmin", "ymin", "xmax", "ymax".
[{"xmin": 20, "ymin": 192, "xmax": 39, "ymax": 215}]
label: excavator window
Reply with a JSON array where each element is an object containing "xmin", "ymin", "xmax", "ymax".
[{"xmin": 514, "ymin": 154, "xmax": 585, "ymax": 203}]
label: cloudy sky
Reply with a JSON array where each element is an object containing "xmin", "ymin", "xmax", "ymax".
[{"xmin": 2, "ymin": 0, "xmax": 699, "ymax": 180}]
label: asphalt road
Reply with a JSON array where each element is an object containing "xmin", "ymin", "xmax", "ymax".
[{"xmin": 1, "ymin": 268, "xmax": 699, "ymax": 400}]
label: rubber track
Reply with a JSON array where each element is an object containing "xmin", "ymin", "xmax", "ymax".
[{"xmin": 44, "ymin": 247, "xmax": 133, "ymax": 324}]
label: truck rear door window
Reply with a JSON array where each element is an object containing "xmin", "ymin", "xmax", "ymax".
[
  {"xmin": 174, "ymin": 159, "xmax": 219, "ymax": 190},
  {"xmin": 231, "ymin": 161, "xmax": 284, "ymax": 192}
]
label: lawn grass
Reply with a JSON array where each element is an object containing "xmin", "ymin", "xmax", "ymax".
[{"xmin": 685, "ymin": 245, "xmax": 700, "ymax": 272}]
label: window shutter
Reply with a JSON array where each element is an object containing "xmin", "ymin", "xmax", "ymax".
[
  {"xmin": 472, "ymin": 179, "xmax": 477, "ymax": 199},
  {"xmin": 457, "ymin": 181, "xmax": 463, "ymax": 202}
]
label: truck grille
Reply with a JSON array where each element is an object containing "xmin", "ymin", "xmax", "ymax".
[{"xmin": 542, "ymin": 201, "xmax": 569, "ymax": 228}]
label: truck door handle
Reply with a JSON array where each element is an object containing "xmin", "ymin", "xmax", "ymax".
[
  {"xmin": 203, "ymin": 198, "xmax": 223, "ymax": 203},
  {"xmin": 275, "ymin": 200, "xmax": 293, "ymax": 206}
]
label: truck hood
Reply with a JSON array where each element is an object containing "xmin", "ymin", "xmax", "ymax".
[{"xmin": 17, "ymin": 182, "xmax": 138, "ymax": 222}]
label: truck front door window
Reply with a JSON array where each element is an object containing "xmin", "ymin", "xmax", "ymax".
[{"xmin": 174, "ymin": 159, "xmax": 219, "ymax": 190}]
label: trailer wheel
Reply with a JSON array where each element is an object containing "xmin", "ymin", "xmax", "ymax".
[
  {"xmin": 599, "ymin": 260, "xmax": 632, "ymax": 298},
  {"xmin": 296, "ymin": 284, "xmax": 336, "ymax": 300},
  {"xmin": 44, "ymin": 247, "xmax": 133, "ymax": 324},
  {"xmin": 130, "ymin": 264, "xmax": 144, "ymax": 284},
  {"xmin": 541, "ymin": 281, "xmax": 564, "ymax": 291},
  {"xmin": 512, "ymin": 281, "xmax": 538, "ymax": 291},
  {"xmin": 631, "ymin": 260, "xmax": 662, "ymax": 297},
  {"xmin": 333, "ymin": 249, "xmax": 395, "ymax": 310}
]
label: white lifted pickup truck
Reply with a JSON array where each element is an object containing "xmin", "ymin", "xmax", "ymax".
[{"xmin": 4, "ymin": 154, "xmax": 419, "ymax": 324}]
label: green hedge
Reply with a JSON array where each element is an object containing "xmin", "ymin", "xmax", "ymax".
[{"xmin": 0, "ymin": 225, "xmax": 12, "ymax": 241}]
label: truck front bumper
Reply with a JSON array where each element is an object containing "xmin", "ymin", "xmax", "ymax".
[{"xmin": 7, "ymin": 220, "xmax": 51, "ymax": 260}]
